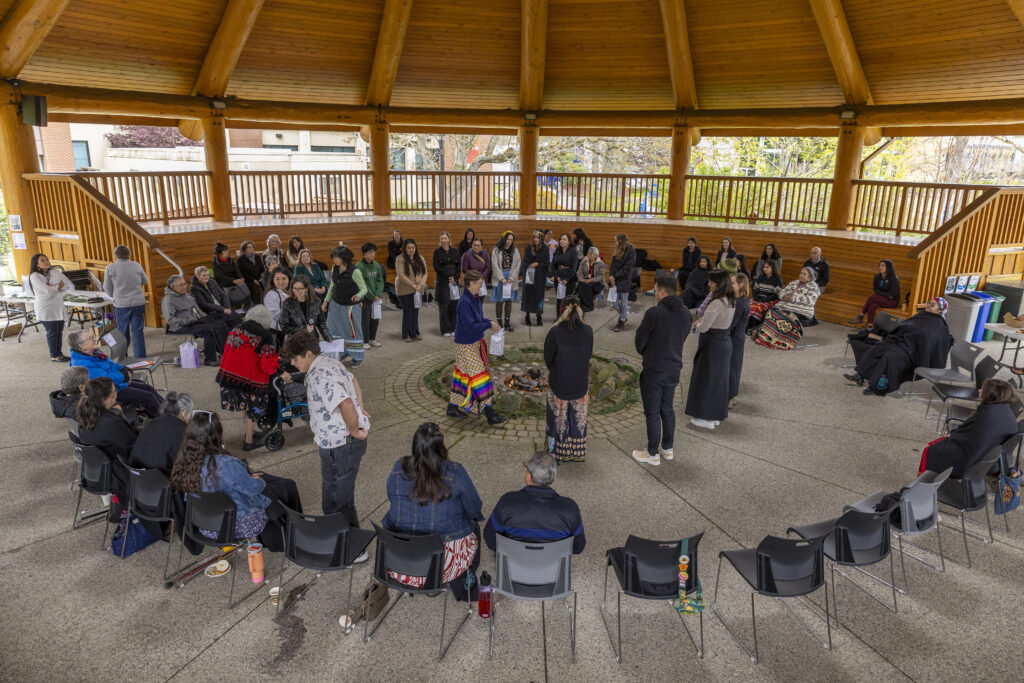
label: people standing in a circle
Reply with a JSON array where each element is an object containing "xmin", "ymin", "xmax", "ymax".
[
  {"xmin": 521, "ymin": 230, "xmax": 549, "ymax": 327},
  {"xmin": 608, "ymin": 233, "xmax": 636, "ymax": 332},
  {"xmin": 460, "ymin": 237, "xmax": 491, "ymax": 294},
  {"xmin": 685, "ymin": 270, "xmax": 736, "ymax": 430},
  {"xmin": 395, "ymin": 238, "xmax": 428, "ymax": 341},
  {"xmin": 27, "ymin": 253, "xmax": 69, "ymax": 362},
  {"xmin": 551, "ymin": 233, "xmax": 578, "ymax": 316},
  {"xmin": 433, "ymin": 231, "xmax": 461, "ymax": 337},
  {"xmin": 490, "ymin": 231, "xmax": 521, "ymax": 333}
]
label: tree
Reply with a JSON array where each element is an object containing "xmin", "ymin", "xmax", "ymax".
[{"xmin": 104, "ymin": 125, "xmax": 202, "ymax": 148}]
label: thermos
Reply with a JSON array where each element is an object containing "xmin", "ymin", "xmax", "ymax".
[{"xmin": 478, "ymin": 571, "xmax": 492, "ymax": 618}]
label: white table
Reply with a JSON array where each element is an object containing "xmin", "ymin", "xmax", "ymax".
[
  {"xmin": 983, "ymin": 322, "xmax": 1024, "ymax": 368},
  {"xmin": 0, "ymin": 290, "xmax": 114, "ymax": 342}
]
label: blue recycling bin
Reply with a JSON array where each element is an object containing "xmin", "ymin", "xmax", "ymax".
[{"xmin": 967, "ymin": 292, "xmax": 994, "ymax": 343}]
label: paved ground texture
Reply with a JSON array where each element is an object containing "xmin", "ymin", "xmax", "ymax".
[{"xmin": 1, "ymin": 295, "xmax": 1021, "ymax": 683}]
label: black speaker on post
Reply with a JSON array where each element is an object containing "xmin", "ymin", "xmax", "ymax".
[{"xmin": 21, "ymin": 95, "xmax": 47, "ymax": 127}]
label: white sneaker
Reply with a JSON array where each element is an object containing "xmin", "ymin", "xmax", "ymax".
[
  {"xmin": 631, "ymin": 449, "xmax": 661, "ymax": 466},
  {"xmin": 352, "ymin": 550, "xmax": 369, "ymax": 564},
  {"xmin": 690, "ymin": 418, "xmax": 716, "ymax": 429},
  {"xmin": 659, "ymin": 448, "xmax": 674, "ymax": 460},
  {"xmin": 369, "ymin": 340, "xmax": 383, "ymax": 347}
]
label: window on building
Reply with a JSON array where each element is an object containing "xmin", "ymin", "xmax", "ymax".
[
  {"xmin": 262, "ymin": 144, "xmax": 299, "ymax": 151},
  {"xmin": 71, "ymin": 141, "xmax": 91, "ymax": 170},
  {"xmin": 311, "ymin": 145, "xmax": 356, "ymax": 153}
]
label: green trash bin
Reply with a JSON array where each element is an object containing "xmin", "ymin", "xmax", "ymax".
[{"xmin": 982, "ymin": 290, "xmax": 1006, "ymax": 341}]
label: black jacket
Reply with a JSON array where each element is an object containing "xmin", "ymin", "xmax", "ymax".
[
  {"xmin": 50, "ymin": 389, "xmax": 79, "ymax": 420},
  {"xmin": 280, "ymin": 294, "xmax": 330, "ymax": 339},
  {"xmin": 635, "ymin": 295, "xmax": 691, "ymax": 377},
  {"xmin": 190, "ymin": 276, "xmax": 230, "ymax": 314},
  {"xmin": 484, "ymin": 485, "xmax": 586, "ymax": 554},
  {"xmin": 551, "ymin": 247, "xmax": 578, "ymax": 282},
  {"xmin": 927, "ymin": 403, "xmax": 1018, "ymax": 477},
  {"xmin": 386, "ymin": 240, "xmax": 403, "ymax": 270},
  {"xmin": 79, "ymin": 409, "xmax": 137, "ymax": 461},
  {"xmin": 543, "ymin": 323, "xmax": 594, "ymax": 401},
  {"xmin": 681, "ymin": 246, "xmax": 702, "ymax": 273},
  {"xmin": 433, "ymin": 247, "xmax": 461, "ymax": 284},
  {"xmin": 211, "ymin": 256, "xmax": 244, "ymax": 289},
  {"xmin": 681, "ymin": 268, "xmax": 709, "ymax": 308},
  {"xmin": 874, "ymin": 273, "xmax": 900, "ymax": 302},
  {"xmin": 803, "ymin": 258, "xmax": 830, "ymax": 288},
  {"xmin": 130, "ymin": 414, "xmax": 187, "ymax": 475},
  {"xmin": 237, "ymin": 253, "xmax": 265, "ymax": 287},
  {"xmin": 609, "ymin": 245, "xmax": 636, "ymax": 293}
]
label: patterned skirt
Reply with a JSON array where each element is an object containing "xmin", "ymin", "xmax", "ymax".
[
  {"xmin": 327, "ymin": 301, "xmax": 364, "ymax": 362},
  {"xmin": 450, "ymin": 340, "xmax": 494, "ymax": 414},
  {"xmin": 220, "ymin": 387, "xmax": 271, "ymax": 421},
  {"xmin": 387, "ymin": 531, "xmax": 479, "ymax": 587},
  {"xmin": 753, "ymin": 308, "xmax": 804, "ymax": 351},
  {"xmin": 547, "ymin": 392, "xmax": 589, "ymax": 462},
  {"xmin": 749, "ymin": 300, "xmax": 775, "ymax": 324}
]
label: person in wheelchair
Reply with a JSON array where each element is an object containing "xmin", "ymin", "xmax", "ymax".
[{"xmin": 68, "ymin": 329, "xmax": 164, "ymax": 418}]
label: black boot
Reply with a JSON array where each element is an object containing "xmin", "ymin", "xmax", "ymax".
[
  {"xmin": 446, "ymin": 403, "xmax": 468, "ymax": 419},
  {"xmin": 613, "ymin": 319, "xmax": 625, "ymax": 332},
  {"xmin": 504, "ymin": 318, "xmax": 514, "ymax": 333},
  {"xmin": 524, "ymin": 314, "xmax": 532, "ymax": 327},
  {"xmin": 483, "ymin": 405, "xmax": 508, "ymax": 426},
  {"xmin": 843, "ymin": 372, "xmax": 865, "ymax": 386},
  {"xmin": 537, "ymin": 314, "xmax": 543, "ymax": 325}
]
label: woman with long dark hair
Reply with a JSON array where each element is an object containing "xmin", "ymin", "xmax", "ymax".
[
  {"xmin": 448, "ymin": 270, "xmax": 507, "ymax": 425},
  {"xmin": 433, "ymin": 231, "xmax": 462, "ymax": 337},
  {"xmin": 685, "ymin": 270, "xmax": 736, "ymax": 429},
  {"xmin": 27, "ymin": 253, "xmax": 68, "ymax": 361},
  {"xmin": 395, "ymin": 238, "xmax": 428, "ymax": 341},
  {"xmin": 212, "ymin": 242, "xmax": 250, "ymax": 308},
  {"xmin": 77, "ymin": 377, "xmax": 135, "ymax": 518},
  {"xmin": 490, "ymin": 231, "xmax": 521, "ymax": 332},
  {"xmin": 382, "ymin": 422, "xmax": 484, "ymax": 601},
  {"xmin": 728, "ymin": 274, "xmax": 751, "ymax": 409},
  {"xmin": 609, "ymin": 233, "xmax": 637, "ymax": 332},
  {"xmin": 521, "ymin": 230, "xmax": 549, "ymax": 326},
  {"xmin": 751, "ymin": 260, "xmax": 784, "ymax": 303},
  {"xmin": 678, "ymin": 237, "xmax": 702, "ymax": 290},
  {"xmin": 850, "ymin": 259, "xmax": 900, "ymax": 326},
  {"xmin": 715, "ymin": 237, "xmax": 737, "ymax": 267},
  {"xmin": 285, "ymin": 235, "xmax": 305, "ymax": 269},
  {"xmin": 681, "ymin": 254, "xmax": 712, "ymax": 309},
  {"xmin": 457, "ymin": 227, "xmax": 476, "ymax": 256},
  {"xmin": 237, "ymin": 240, "xmax": 265, "ymax": 304},
  {"xmin": 753, "ymin": 243, "xmax": 782, "ymax": 279},
  {"xmin": 170, "ymin": 411, "xmax": 301, "ymax": 553},
  {"xmin": 262, "ymin": 267, "xmax": 291, "ymax": 333},
  {"xmin": 551, "ymin": 233, "xmax": 578, "ymax": 316},
  {"xmin": 543, "ymin": 296, "xmax": 594, "ymax": 462},
  {"xmin": 280, "ymin": 274, "xmax": 330, "ymax": 340},
  {"xmin": 325, "ymin": 245, "xmax": 367, "ymax": 364}
]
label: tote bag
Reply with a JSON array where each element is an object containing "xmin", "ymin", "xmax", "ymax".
[
  {"xmin": 489, "ymin": 329, "xmax": 505, "ymax": 356},
  {"xmin": 995, "ymin": 452, "xmax": 1021, "ymax": 515},
  {"xmin": 413, "ymin": 291, "xmax": 422, "ymax": 309},
  {"xmin": 179, "ymin": 338, "xmax": 200, "ymax": 369},
  {"xmin": 449, "ymin": 282, "xmax": 460, "ymax": 300},
  {"xmin": 607, "ymin": 287, "xmax": 618, "ymax": 304},
  {"xmin": 371, "ymin": 300, "xmax": 382, "ymax": 320},
  {"xmin": 525, "ymin": 268, "xmax": 535, "ymax": 285},
  {"xmin": 111, "ymin": 515, "xmax": 158, "ymax": 558}
]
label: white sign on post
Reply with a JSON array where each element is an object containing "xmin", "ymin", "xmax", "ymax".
[
  {"xmin": 8, "ymin": 215, "xmax": 22, "ymax": 232},
  {"xmin": 11, "ymin": 233, "xmax": 26, "ymax": 250}
]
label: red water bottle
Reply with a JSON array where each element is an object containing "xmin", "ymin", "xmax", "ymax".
[{"xmin": 478, "ymin": 571, "xmax": 491, "ymax": 619}]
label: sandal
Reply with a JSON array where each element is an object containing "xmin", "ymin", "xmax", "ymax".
[{"xmin": 1011, "ymin": 367, "xmax": 1024, "ymax": 376}]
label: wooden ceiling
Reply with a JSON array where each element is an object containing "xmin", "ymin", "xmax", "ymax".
[{"xmin": 8, "ymin": 0, "xmax": 1024, "ymax": 123}]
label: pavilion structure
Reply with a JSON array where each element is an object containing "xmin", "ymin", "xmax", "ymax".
[{"xmin": 2, "ymin": 0, "xmax": 1024, "ymax": 326}]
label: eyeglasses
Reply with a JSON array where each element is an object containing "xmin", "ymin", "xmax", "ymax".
[
  {"xmin": 293, "ymin": 286, "xmax": 307, "ymax": 291},
  {"xmin": 191, "ymin": 409, "xmax": 213, "ymax": 419}
]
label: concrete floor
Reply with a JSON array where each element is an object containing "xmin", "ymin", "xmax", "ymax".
[{"xmin": 1, "ymin": 297, "xmax": 1021, "ymax": 682}]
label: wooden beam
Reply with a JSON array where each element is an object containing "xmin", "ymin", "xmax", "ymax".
[
  {"xmin": 539, "ymin": 127, "xmax": 672, "ymax": 137},
  {"xmin": 26, "ymin": 80, "xmax": 1024, "ymax": 129},
  {"xmin": 369, "ymin": 121, "xmax": 391, "ymax": 216},
  {"xmin": 391, "ymin": 125, "xmax": 518, "ymax": 136},
  {"xmin": 201, "ymin": 115, "xmax": 232, "ymax": 221},
  {"xmin": 0, "ymin": 101, "xmax": 42, "ymax": 276},
  {"xmin": 666, "ymin": 126, "xmax": 692, "ymax": 220},
  {"xmin": 880, "ymin": 124, "xmax": 1024, "ymax": 137},
  {"xmin": 365, "ymin": 0, "xmax": 414, "ymax": 106},
  {"xmin": 1008, "ymin": 0, "xmax": 1024, "ymax": 28},
  {"xmin": 826, "ymin": 124, "xmax": 865, "ymax": 230},
  {"xmin": 178, "ymin": 0, "xmax": 265, "ymax": 140},
  {"xmin": 657, "ymin": 0, "xmax": 698, "ymax": 109},
  {"xmin": 519, "ymin": 123, "xmax": 539, "ymax": 215},
  {"xmin": 701, "ymin": 127, "xmax": 839, "ymax": 137},
  {"xmin": 809, "ymin": 0, "xmax": 872, "ymax": 105},
  {"xmin": 0, "ymin": 0, "xmax": 71, "ymax": 77},
  {"xmin": 519, "ymin": 0, "xmax": 549, "ymax": 111}
]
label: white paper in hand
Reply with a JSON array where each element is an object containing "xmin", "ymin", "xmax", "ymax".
[
  {"xmin": 502, "ymin": 282, "xmax": 512, "ymax": 300},
  {"xmin": 449, "ymin": 282, "xmax": 460, "ymax": 300},
  {"xmin": 413, "ymin": 291, "xmax": 422, "ymax": 309},
  {"xmin": 489, "ymin": 328, "xmax": 505, "ymax": 356},
  {"xmin": 320, "ymin": 339, "xmax": 345, "ymax": 354},
  {"xmin": 371, "ymin": 300, "xmax": 382, "ymax": 319},
  {"xmin": 556, "ymin": 282, "xmax": 566, "ymax": 299},
  {"xmin": 607, "ymin": 287, "xmax": 618, "ymax": 303}
]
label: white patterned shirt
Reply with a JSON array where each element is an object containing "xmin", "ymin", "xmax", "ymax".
[{"xmin": 306, "ymin": 353, "xmax": 361, "ymax": 449}]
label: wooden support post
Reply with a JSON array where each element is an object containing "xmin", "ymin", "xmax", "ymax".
[
  {"xmin": 201, "ymin": 114, "xmax": 233, "ymax": 221},
  {"xmin": 826, "ymin": 123, "xmax": 866, "ymax": 231},
  {"xmin": 519, "ymin": 123, "xmax": 538, "ymax": 215},
  {"xmin": 369, "ymin": 121, "xmax": 391, "ymax": 216},
  {"xmin": 666, "ymin": 125, "xmax": 692, "ymax": 220},
  {"xmin": 0, "ymin": 103, "xmax": 42, "ymax": 277}
]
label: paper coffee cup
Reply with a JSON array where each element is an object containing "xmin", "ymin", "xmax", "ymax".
[{"xmin": 269, "ymin": 587, "xmax": 280, "ymax": 605}]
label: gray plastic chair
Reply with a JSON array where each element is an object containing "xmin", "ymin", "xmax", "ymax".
[
  {"xmin": 927, "ymin": 356, "xmax": 998, "ymax": 428},
  {"xmin": 915, "ymin": 339, "xmax": 984, "ymax": 387},
  {"xmin": 846, "ymin": 467, "xmax": 953, "ymax": 584},
  {"xmin": 104, "ymin": 327, "xmax": 168, "ymax": 390},
  {"xmin": 490, "ymin": 534, "xmax": 576, "ymax": 676},
  {"xmin": 937, "ymin": 440, "xmax": 1013, "ymax": 567}
]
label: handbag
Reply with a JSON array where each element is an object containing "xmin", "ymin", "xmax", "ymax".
[
  {"xmin": 110, "ymin": 515, "xmax": 158, "ymax": 558},
  {"xmin": 607, "ymin": 287, "xmax": 618, "ymax": 304},
  {"xmin": 226, "ymin": 283, "xmax": 250, "ymax": 307},
  {"xmin": 994, "ymin": 451, "xmax": 1021, "ymax": 515},
  {"xmin": 502, "ymin": 282, "xmax": 512, "ymax": 300},
  {"xmin": 448, "ymin": 282, "xmax": 460, "ymax": 300},
  {"xmin": 179, "ymin": 337, "xmax": 200, "ymax": 369},
  {"xmin": 341, "ymin": 581, "xmax": 391, "ymax": 634},
  {"xmin": 525, "ymin": 268, "xmax": 535, "ymax": 285},
  {"xmin": 672, "ymin": 537, "xmax": 704, "ymax": 614}
]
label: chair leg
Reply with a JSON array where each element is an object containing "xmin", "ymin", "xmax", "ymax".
[
  {"xmin": 711, "ymin": 555, "xmax": 758, "ymax": 663},
  {"xmin": 162, "ymin": 520, "xmax": 177, "ymax": 582},
  {"xmin": 598, "ymin": 563, "xmax": 621, "ymax": 663},
  {"xmin": 830, "ymin": 564, "xmax": 840, "ymax": 626},
  {"xmin": 488, "ymin": 592, "xmax": 496, "ymax": 659},
  {"xmin": 228, "ymin": 550, "xmax": 238, "ymax": 608},
  {"xmin": 437, "ymin": 588, "xmax": 472, "ymax": 662},
  {"xmin": 540, "ymin": 600, "xmax": 548, "ymax": 683},
  {"xmin": 570, "ymin": 590, "xmax": 577, "ymax": 663},
  {"xmin": 750, "ymin": 592, "xmax": 759, "ymax": 664},
  {"xmin": 673, "ymin": 600, "xmax": 704, "ymax": 659},
  {"xmin": 71, "ymin": 486, "xmax": 84, "ymax": 530},
  {"xmin": 364, "ymin": 583, "xmax": 403, "ymax": 643},
  {"xmin": 276, "ymin": 557, "xmax": 286, "ymax": 615}
]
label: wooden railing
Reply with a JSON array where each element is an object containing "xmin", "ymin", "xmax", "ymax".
[
  {"xmin": 230, "ymin": 170, "xmax": 373, "ymax": 218},
  {"xmin": 851, "ymin": 180, "xmax": 987, "ymax": 237},
  {"xmin": 78, "ymin": 171, "xmax": 212, "ymax": 224},
  {"xmin": 390, "ymin": 171, "xmax": 519, "ymax": 214},
  {"xmin": 535, "ymin": 173, "xmax": 669, "ymax": 217},
  {"xmin": 684, "ymin": 175, "xmax": 832, "ymax": 226},
  {"xmin": 24, "ymin": 174, "xmax": 167, "ymax": 326}
]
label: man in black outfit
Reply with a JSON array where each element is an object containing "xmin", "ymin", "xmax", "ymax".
[
  {"xmin": 804, "ymin": 246, "xmax": 830, "ymax": 293},
  {"xmin": 632, "ymin": 276, "xmax": 691, "ymax": 466},
  {"xmin": 484, "ymin": 451, "xmax": 586, "ymax": 554}
]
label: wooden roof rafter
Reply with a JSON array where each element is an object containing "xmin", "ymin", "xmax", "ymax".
[
  {"xmin": 520, "ymin": 0, "xmax": 548, "ymax": 113},
  {"xmin": 657, "ymin": 0, "xmax": 700, "ymax": 144},
  {"xmin": 178, "ymin": 0, "xmax": 266, "ymax": 140},
  {"xmin": 1007, "ymin": 0, "xmax": 1024, "ymax": 28},
  {"xmin": 0, "ymin": 0, "xmax": 71, "ymax": 78},
  {"xmin": 365, "ymin": 0, "xmax": 415, "ymax": 108}
]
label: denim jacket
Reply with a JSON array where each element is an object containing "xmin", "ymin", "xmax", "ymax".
[
  {"xmin": 201, "ymin": 453, "xmax": 270, "ymax": 518},
  {"xmin": 382, "ymin": 459, "xmax": 484, "ymax": 542}
]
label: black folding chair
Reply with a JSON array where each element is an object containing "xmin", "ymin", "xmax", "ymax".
[
  {"xmin": 72, "ymin": 446, "xmax": 115, "ymax": 548},
  {"xmin": 125, "ymin": 466, "xmax": 178, "ymax": 579},
  {"xmin": 363, "ymin": 522, "xmax": 472, "ymax": 662},
  {"xmin": 600, "ymin": 533, "xmax": 705, "ymax": 662},
  {"xmin": 275, "ymin": 507, "xmax": 375, "ymax": 615},
  {"xmin": 713, "ymin": 535, "xmax": 832, "ymax": 664},
  {"xmin": 174, "ymin": 492, "xmax": 249, "ymax": 607}
]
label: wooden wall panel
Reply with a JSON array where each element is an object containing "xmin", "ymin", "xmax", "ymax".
[
  {"xmin": 389, "ymin": 0, "xmax": 520, "ymax": 109},
  {"xmin": 19, "ymin": 0, "xmax": 225, "ymax": 93},
  {"xmin": 543, "ymin": 0, "xmax": 675, "ymax": 110},
  {"xmin": 228, "ymin": 0, "xmax": 384, "ymax": 104},
  {"xmin": 845, "ymin": 0, "xmax": 1024, "ymax": 104}
]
